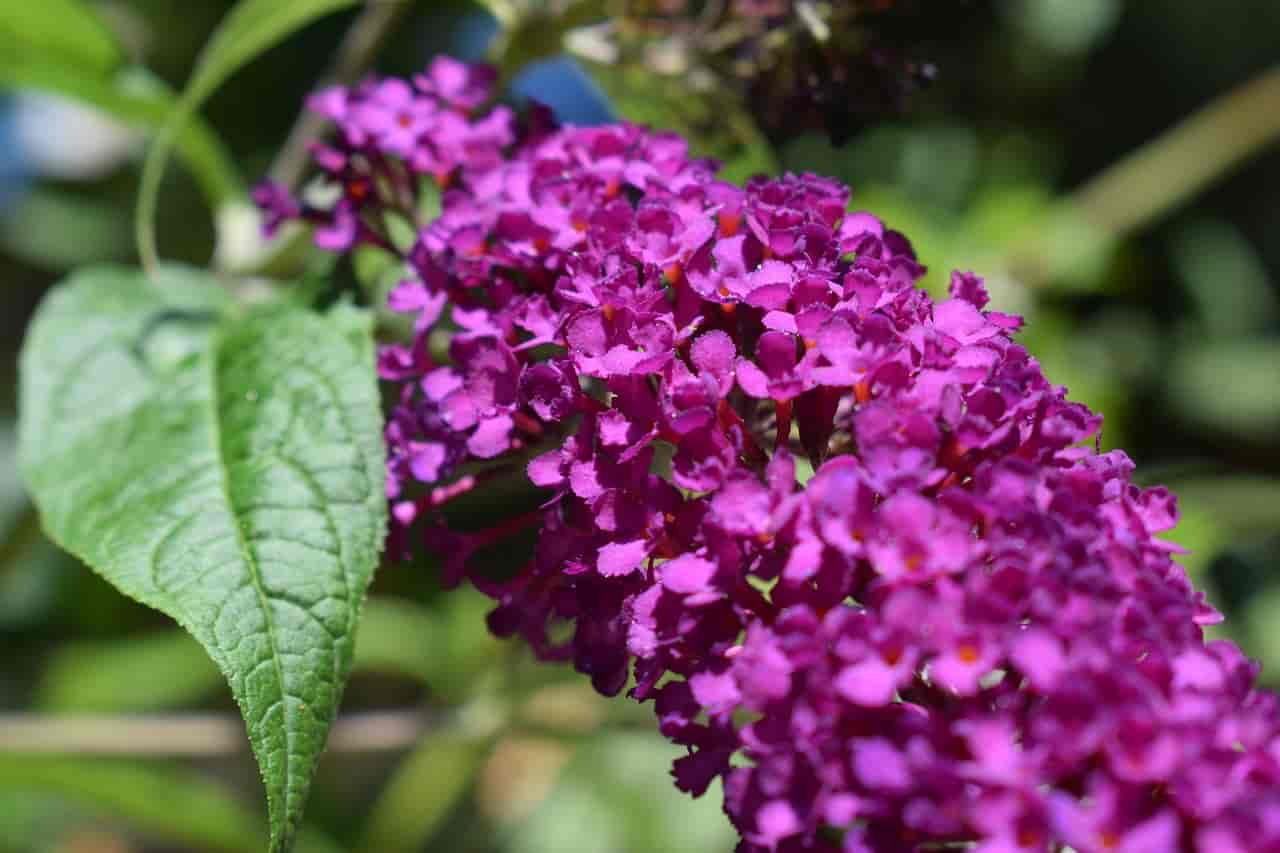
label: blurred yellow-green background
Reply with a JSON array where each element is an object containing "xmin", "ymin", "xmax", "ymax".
[{"xmin": 1, "ymin": 1, "xmax": 1278, "ymax": 851}]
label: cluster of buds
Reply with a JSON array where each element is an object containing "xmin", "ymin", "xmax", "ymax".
[{"xmin": 257, "ymin": 58, "xmax": 1280, "ymax": 852}]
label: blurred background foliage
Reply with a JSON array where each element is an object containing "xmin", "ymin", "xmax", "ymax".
[{"xmin": 1, "ymin": 1, "xmax": 1278, "ymax": 851}]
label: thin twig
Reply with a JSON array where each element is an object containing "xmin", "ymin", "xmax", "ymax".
[
  {"xmin": 0, "ymin": 710, "xmax": 431, "ymax": 757},
  {"xmin": 268, "ymin": 1, "xmax": 412, "ymax": 190}
]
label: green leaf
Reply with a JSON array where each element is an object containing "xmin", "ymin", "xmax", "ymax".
[
  {"xmin": 136, "ymin": 0, "xmax": 359, "ymax": 268},
  {"xmin": 0, "ymin": 187, "xmax": 134, "ymax": 270},
  {"xmin": 1167, "ymin": 340, "xmax": 1280, "ymax": 438},
  {"xmin": 36, "ymin": 631, "xmax": 223, "ymax": 712},
  {"xmin": 0, "ymin": 62, "xmax": 243, "ymax": 208},
  {"xmin": 351, "ymin": 596, "xmax": 441, "ymax": 686},
  {"xmin": 0, "ymin": 0, "xmax": 122, "ymax": 74},
  {"xmin": 0, "ymin": 757, "xmax": 345, "ymax": 853},
  {"xmin": 508, "ymin": 731, "xmax": 738, "ymax": 853},
  {"xmin": 0, "ymin": 790, "xmax": 81, "ymax": 853},
  {"xmin": 356, "ymin": 729, "xmax": 493, "ymax": 853},
  {"xmin": 35, "ymin": 596, "xmax": 445, "ymax": 713},
  {"xmin": 0, "ymin": 757, "xmax": 264, "ymax": 853},
  {"xmin": 19, "ymin": 265, "xmax": 387, "ymax": 852}
]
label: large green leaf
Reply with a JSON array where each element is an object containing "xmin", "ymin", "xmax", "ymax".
[
  {"xmin": 0, "ymin": 0, "xmax": 122, "ymax": 74},
  {"xmin": 136, "ymin": 0, "xmax": 360, "ymax": 268},
  {"xmin": 19, "ymin": 266, "xmax": 387, "ymax": 852}
]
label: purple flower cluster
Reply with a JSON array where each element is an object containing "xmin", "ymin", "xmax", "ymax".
[{"xmin": 259, "ymin": 58, "xmax": 1280, "ymax": 852}]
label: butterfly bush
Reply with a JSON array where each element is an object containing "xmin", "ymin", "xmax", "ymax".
[{"xmin": 257, "ymin": 57, "xmax": 1280, "ymax": 853}]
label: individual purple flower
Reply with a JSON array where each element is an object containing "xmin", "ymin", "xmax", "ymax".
[
  {"xmin": 349, "ymin": 77, "xmax": 438, "ymax": 158},
  {"xmin": 250, "ymin": 181, "xmax": 300, "ymax": 235}
]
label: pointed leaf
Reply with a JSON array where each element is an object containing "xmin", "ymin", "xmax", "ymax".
[{"xmin": 19, "ymin": 266, "xmax": 387, "ymax": 851}]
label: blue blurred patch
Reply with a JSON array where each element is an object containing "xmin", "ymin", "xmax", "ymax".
[
  {"xmin": 510, "ymin": 56, "xmax": 615, "ymax": 126},
  {"xmin": 452, "ymin": 9, "xmax": 615, "ymax": 126},
  {"xmin": 0, "ymin": 96, "xmax": 32, "ymax": 213}
]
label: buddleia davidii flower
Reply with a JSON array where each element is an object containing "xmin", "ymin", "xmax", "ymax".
[{"xmin": 260, "ymin": 59, "xmax": 1280, "ymax": 853}]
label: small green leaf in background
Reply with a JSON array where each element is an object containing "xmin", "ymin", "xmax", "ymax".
[
  {"xmin": 0, "ymin": 790, "xmax": 83, "ymax": 853},
  {"xmin": 136, "ymin": 0, "xmax": 360, "ymax": 268},
  {"xmin": 0, "ymin": 758, "xmax": 265, "ymax": 853},
  {"xmin": 0, "ymin": 423, "xmax": 22, "ymax": 537},
  {"xmin": 357, "ymin": 729, "xmax": 494, "ymax": 853},
  {"xmin": 0, "ymin": 0, "xmax": 122, "ymax": 74},
  {"xmin": 0, "ymin": 758, "xmax": 345, "ymax": 853},
  {"xmin": 34, "ymin": 593, "xmax": 502, "ymax": 713},
  {"xmin": 1167, "ymin": 341, "xmax": 1280, "ymax": 439},
  {"xmin": 0, "ymin": 188, "xmax": 135, "ymax": 271},
  {"xmin": 19, "ymin": 266, "xmax": 387, "ymax": 852},
  {"xmin": 506, "ymin": 732, "xmax": 738, "ymax": 853},
  {"xmin": 36, "ymin": 630, "xmax": 222, "ymax": 713}
]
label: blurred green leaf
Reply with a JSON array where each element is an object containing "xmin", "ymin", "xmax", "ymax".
[
  {"xmin": 1166, "ymin": 477, "xmax": 1280, "ymax": 537},
  {"xmin": 0, "ymin": 0, "xmax": 122, "ymax": 74},
  {"xmin": 19, "ymin": 266, "xmax": 387, "ymax": 852},
  {"xmin": 353, "ymin": 597, "xmax": 440, "ymax": 686},
  {"xmin": 1011, "ymin": 0, "xmax": 1122, "ymax": 56},
  {"xmin": 0, "ymin": 188, "xmax": 135, "ymax": 271},
  {"xmin": 0, "ymin": 422, "xmax": 21, "ymax": 539},
  {"xmin": 0, "ymin": 509, "xmax": 75, "ymax": 632},
  {"xmin": 430, "ymin": 587, "xmax": 506, "ymax": 701},
  {"xmin": 36, "ymin": 631, "xmax": 222, "ymax": 713},
  {"xmin": 0, "ymin": 758, "xmax": 344, "ymax": 853},
  {"xmin": 1242, "ymin": 585, "xmax": 1280, "ymax": 678},
  {"xmin": 32, "ymin": 595, "xmax": 495, "ymax": 713},
  {"xmin": 136, "ymin": 0, "xmax": 359, "ymax": 267},
  {"xmin": 0, "ymin": 791, "xmax": 86, "ymax": 853},
  {"xmin": 1162, "ymin": 502, "xmax": 1228, "ymax": 582},
  {"xmin": 1166, "ymin": 341, "xmax": 1280, "ymax": 438},
  {"xmin": 506, "ymin": 731, "xmax": 737, "ymax": 853},
  {"xmin": 0, "ymin": 758, "xmax": 263, "ymax": 853},
  {"xmin": 1169, "ymin": 218, "xmax": 1277, "ymax": 338},
  {"xmin": 356, "ymin": 728, "xmax": 493, "ymax": 853},
  {"xmin": 0, "ymin": 63, "xmax": 243, "ymax": 208},
  {"xmin": 585, "ymin": 61, "xmax": 776, "ymax": 184}
]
